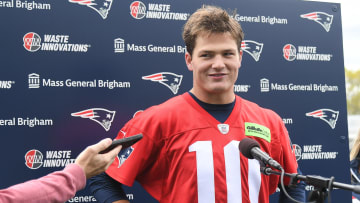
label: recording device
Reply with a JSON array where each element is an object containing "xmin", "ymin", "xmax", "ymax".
[
  {"xmin": 238, "ymin": 137, "xmax": 283, "ymax": 170},
  {"xmin": 99, "ymin": 134, "xmax": 143, "ymax": 154}
]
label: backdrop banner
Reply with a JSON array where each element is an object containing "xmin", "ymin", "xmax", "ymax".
[{"xmin": 0, "ymin": 0, "xmax": 350, "ymax": 202}]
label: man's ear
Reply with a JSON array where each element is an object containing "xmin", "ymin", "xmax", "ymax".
[{"xmin": 185, "ymin": 52, "xmax": 193, "ymax": 71}]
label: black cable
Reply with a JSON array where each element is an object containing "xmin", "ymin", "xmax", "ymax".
[
  {"xmin": 279, "ymin": 168, "xmax": 317, "ymax": 203},
  {"xmin": 327, "ymin": 176, "xmax": 335, "ymax": 203}
]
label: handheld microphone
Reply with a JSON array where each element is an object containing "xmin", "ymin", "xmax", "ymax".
[{"xmin": 239, "ymin": 137, "xmax": 283, "ymax": 170}]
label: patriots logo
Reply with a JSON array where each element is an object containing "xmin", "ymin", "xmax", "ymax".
[
  {"xmin": 117, "ymin": 147, "xmax": 134, "ymax": 168},
  {"xmin": 69, "ymin": 0, "xmax": 113, "ymax": 19},
  {"xmin": 142, "ymin": 72, "xmax": 183, "ymax": 94},
  {"xmin": 300, "ymin": 12, "xmax": 333, "ymax": 32},
  {"xmin": 241, "ymin": 40, "xmax": 264, "ymax": 62},
  {"xmin": 71, "ymin": 108, "xmax": 116, "ymax": 131},
  {"xmin": 306, "ymin": 109, "xmax": 339, "ymax": 129}
]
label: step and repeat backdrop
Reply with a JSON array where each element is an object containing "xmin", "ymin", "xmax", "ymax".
[{"xmin": 0, "ymin": 0, "xmax": 351, "ymax": 202}]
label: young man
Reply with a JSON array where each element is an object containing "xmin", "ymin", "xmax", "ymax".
[{"xmin": 89, "ymin": 5, "xmax": 302, "ymax": 203}]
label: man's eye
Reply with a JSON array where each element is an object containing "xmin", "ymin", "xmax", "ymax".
[{"xmin": 224, "ymin": 52, "xmax": 234, "ymax": 56}]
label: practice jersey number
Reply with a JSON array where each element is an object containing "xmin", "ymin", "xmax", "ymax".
[{"xmin": 189, "ymin": 140, "xmax": 261, "ymax": 203}]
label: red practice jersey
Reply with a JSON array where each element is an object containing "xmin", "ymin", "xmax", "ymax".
[{"xmin": 106, "ymin": 93, "xmax": 298, "ymax": 203}]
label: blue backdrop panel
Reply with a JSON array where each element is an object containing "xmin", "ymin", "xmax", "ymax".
[{"xmin": 0, "ymin": 0, "xmax": 350, "ymax": 202}]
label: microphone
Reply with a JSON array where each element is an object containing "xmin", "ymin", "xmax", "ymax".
[{"xmin": 239, "ymin": 137, "xmax": 283, "ymax": 170}]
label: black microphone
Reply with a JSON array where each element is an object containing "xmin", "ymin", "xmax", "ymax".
[{"xmin": 239, "ymin": 137, "xmax": 283, "ymax": 170}]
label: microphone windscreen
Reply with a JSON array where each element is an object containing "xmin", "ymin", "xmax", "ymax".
[{"xmin": 239, "ymin": 138, "xmax": 260, "ymax": 159}]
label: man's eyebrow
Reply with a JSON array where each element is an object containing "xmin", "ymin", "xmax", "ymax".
[{"xmin": 198, "ymin": 49, "xmax": 236, "ymax": 53}]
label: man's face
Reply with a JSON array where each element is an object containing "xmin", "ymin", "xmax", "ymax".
[{"xmin": 185, "ymin": 32, "xmax": 242, "ymax": 102}]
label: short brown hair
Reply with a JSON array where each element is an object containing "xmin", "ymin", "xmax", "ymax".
[{"xmin": 182, "ymin": 5, "xmax": 244, "ymax": 55}]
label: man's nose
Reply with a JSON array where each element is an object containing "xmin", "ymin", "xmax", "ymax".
[{"xmin": 211, "ymin": 55, "xmax": 226, "ymax": 69}]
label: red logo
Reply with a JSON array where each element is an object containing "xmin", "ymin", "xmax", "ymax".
[
  {"xmin": 241, "ymin": 40, "xmax": 264, "ymax": 62},
  {"xmin": 68, "ymin": 0, "xmax": 113, "ymax": 19},
  {"xmin": 142, "ymin": 72, "xmax": 183, "ymax": 94},
  {"xmin": 283, "ymin": 44, "xmax": 296, "ymax": 61},
  {"xmin": 300, "ymin": 12, "xmax": 333, "ymax": 32},
  {"xmin": 71, "ymin": 108, "xmax": 116, "ymax": 131},
  {"xmin": 130, "ymin": 1, "xmax": 146, "ymax": 19},
  {"xmin": 25, "ymin": 149, "xmax": 43, "ymax": 169},
  {"xmin": 23, "ymin": 32, "xmax": 41, "ymax": 52}
]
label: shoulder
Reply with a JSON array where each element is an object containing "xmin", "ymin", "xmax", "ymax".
[
  {"xmin": 124, "ymin": 94, "xmax": 190, "ymax": 135},
  {"xmin": 238, "ymin": 96, "xmax": 282, "ymax": 121}
]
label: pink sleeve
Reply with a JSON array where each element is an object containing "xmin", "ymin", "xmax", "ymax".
[{"xmin": 0, "ymin": 163, "xmax": 86, "ymax": 203}]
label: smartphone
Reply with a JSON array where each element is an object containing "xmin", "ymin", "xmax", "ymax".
[{"xmin": 99, "ymin": 134, "xmax": 143, "ymax": 154}]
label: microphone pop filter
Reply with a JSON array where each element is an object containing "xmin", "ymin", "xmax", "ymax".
[{"xmin": 239, "ymin": 138, "xmax": 260, "ymax": 159}]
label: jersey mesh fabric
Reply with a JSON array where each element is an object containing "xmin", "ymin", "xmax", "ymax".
[{"xmin": 106, "ymin": 93, "xmax": 297, "ymax": 203}]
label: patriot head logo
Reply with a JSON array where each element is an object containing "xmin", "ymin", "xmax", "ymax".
[
  {"xmin": 241, "ymin": 40, "xmax": 264, "ymax": 62},
  {"xmin": 71, "ymin": 108, "xmax": 116, "ymax": 131},
  {"xmin": 130, "ymin": 1, "xmax": 146, "ymax": 19},
  {"xmin": 142, "ymin": 72, "xmax": 183, "ymax": 94},
  {"xmin": 306, "ymin": 108, "xmax": 339, "ymax": 129},
  {"xmin": 300, "ymin": 12, "xmax": 333, "ymax": 32},
  {"xmin": 25, "ymin": 149, "xmax": 43, "ymax": 169},
  {"xmin": 117, "ymin": 147, "xmax": 134, "ymax": 168},
  {"xmin": 283, "ymin": 44, "xmax": 296, "ymax": 61},
  {"xmin": 69, "ymin": 0, "xmax": 113, "ymax": 19}
]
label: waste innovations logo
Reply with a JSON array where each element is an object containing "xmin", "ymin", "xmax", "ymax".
[
  {"xmin": 129, "ymin": 1, "xmax": 189, "ymax": 20},
  {"xmin": 142, "ymin": 72, "xmax": 183, "ymax": 94},
  {"xmin": 260, "ymin": 78, "xmax": 339, "ymax": 93},
  {"xmin": 71, "ymin": 108, "xmax": 116, "ymax": 131},
  {"xmin": 23, "ymin": 32, "xmax": 91, "ymax": 52},
  {"xmin": 306, "ymin": 109, "xmax": 339, "ymax": 129},
  {"xmin": 300, "ymin": 12, "xmax": 333, "ymax": 32},
  {"xmin": 241, "ymin": 40, "xmax": 263, "ymax": 62},
  {"xmin": 25, "ymin": 149, "xmax": 43, "ymax": 169},
  {"xmin": 282, "ymin": 44, "xmax": 333, "ymax": 62},
  {"xmin": 292, "ymin": 144, "xmax": 338, "ymax": 161},
  {"xmin": 28, "ymin": 73, "xmax": 131, "ymax": 90},
  {"xmin": 292, "ymin": 144, "xmax": 302, "ymax": 161},
  {"xmin": 23, "ymin": 32, "xmax": 41, "ymax": 52},
  {"xmin": 114, "ymin": 37, "xmax": 186, "ymax": 54},
  {"xmin": 282, "ymin": 44, "xmax": 296, "ymax": 61},
  {"xmin": 25, "ymin": 149, "xmax": 75, "ymax": 169},
  {"xmin": 69, "ymin": 0, "xmax": 113, "ymax": 19}
]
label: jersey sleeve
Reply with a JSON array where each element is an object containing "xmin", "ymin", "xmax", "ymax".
[
  {"xmin": 263, "ymin": 109, "xmax": 298, "ymax": 194},
  {"xmin": 272, "ymin": 113, "xmax": 298, "ymax": 187},
  {"xmin": 105, "ymin": 111, "xmax": 166, "ymax": 201},
  {"xmin": 279, "ymin": 120, "xmax": 298, "ymax": 174}
]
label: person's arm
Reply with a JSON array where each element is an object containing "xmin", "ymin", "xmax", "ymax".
[
  {"xmin": 0, "ymin": 138, "xmax": 121, "ymax": 203},
  {"xmin": 88, "ymin": 172, "xmax": 129, "ymax": 203},
  {"xmin": 0, "ymin": 163, "xmax": 85, "ymax": 203}
]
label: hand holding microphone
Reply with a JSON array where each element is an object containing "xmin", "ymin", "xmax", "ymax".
[{"xmin": 239, "ymin": 137, "xmax": 283, "ymax": 170}]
